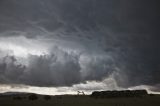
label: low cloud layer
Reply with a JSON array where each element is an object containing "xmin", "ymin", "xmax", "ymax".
[
  {"xmin": 0, "ymin": 42, "xmax": 159, "ymax": 90},
  {"xmin": 0, "ymin": 46, "xmax": 116, "ymax": 87}
]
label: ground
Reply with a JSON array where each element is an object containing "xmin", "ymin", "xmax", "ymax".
[{"xmin": 0, "ymin": 94, "xmax": 160, "ymax": 106}]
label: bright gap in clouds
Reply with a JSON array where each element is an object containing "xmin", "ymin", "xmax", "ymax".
[
  {"xmin": 0, "ymin": 43, "xmax": 44, "ymax": 58},
  {"xmin": 0, "ymin": 37, "xmax": 49, "ymax": 58}
]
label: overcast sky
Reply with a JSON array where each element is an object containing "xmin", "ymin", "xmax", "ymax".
[{"xmin": 0, "ymin": 0, "xmax": 159, "ymax": 94}]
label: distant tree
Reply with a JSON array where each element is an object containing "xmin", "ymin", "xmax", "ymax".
[
  {"xmin": 91, "ymin": 90, "xmax": 148, "ymax": 98},
  {"xmin": 28, "ymin": 94, "xmax": 38, "ymax": 100},
  {"xmin": 44, "ymin": 95, "xmax": 51, "ymax": 100}
]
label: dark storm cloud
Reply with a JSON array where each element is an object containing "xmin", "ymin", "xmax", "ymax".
[
  {"xmin": 0, "ymin": 0, "xmax": 159, "ymax": 90},
  {"xmin": 0, "ymin": 47, "xmax": 115, "ymax": 87}
]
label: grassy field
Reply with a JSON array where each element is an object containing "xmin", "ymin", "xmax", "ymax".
[{"xmin": 0, "ymin": 94, "xmax": 160, "ymax": 106}]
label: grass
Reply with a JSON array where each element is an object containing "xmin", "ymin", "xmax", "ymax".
[{"xmin": 0, "ymin": 94, "xmax": 160, "ymax": 106}]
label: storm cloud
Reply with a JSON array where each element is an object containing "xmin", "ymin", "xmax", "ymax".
[
  {"xmin": 0, "ymin": 46, "xmax": 117, "ymax": 86},
  {"xmin": 0, "ymin": 0, "xmax": 159, "ymax": 92}
]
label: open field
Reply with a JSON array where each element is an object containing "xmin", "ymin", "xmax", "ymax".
[{"xmin": 0, "ymin": 94, "xmax": 160, "ymax": 106}]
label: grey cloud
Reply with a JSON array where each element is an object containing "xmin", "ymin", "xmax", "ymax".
[
  {"xmin": 0, "ymin": 43, "xmax": 158, "ymax": 89},
  {"xmin": 0, "ymin": 55, "xmax": 25, "ymax": 84},
  {"xmin": 150, "ymin": 84, "xmax": 160, "ymax": 92},
  {"xmin": 0, "ymin": 0, "xmax": 159, "ymax": 91},
  {"xmin": 0, "ymin": 46, "xmax": 117, "ymax": 87},
  {"xmin": 22, "ymin": 47, "xmax": 81, "ymax": 86}
]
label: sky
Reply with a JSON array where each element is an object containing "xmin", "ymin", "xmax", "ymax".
[{"xmin": 0, "ymin": 0, "xmax": 159, "ymax": 95}]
